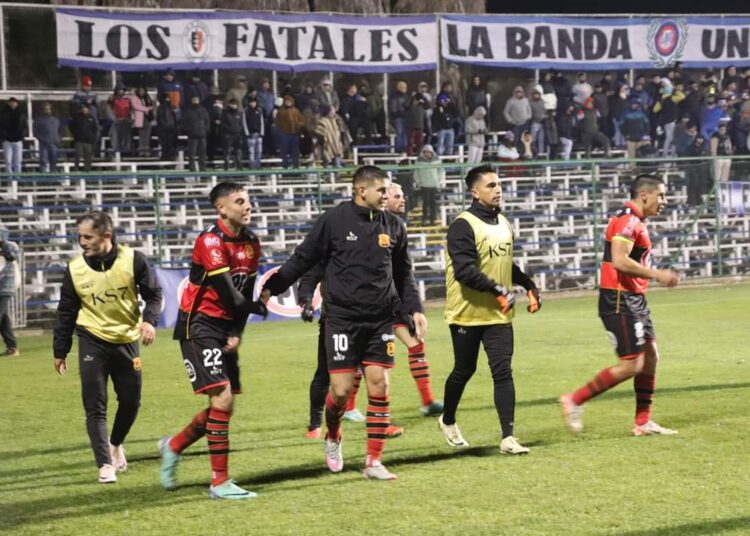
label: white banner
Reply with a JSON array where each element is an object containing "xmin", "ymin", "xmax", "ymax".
[
  {"xmin": 55, "ymin": 9, "xmax": 437, "ymax": 72},
  {"xmin": 441, "ymin": 16, "xmax": 750, "ymax": 70}
]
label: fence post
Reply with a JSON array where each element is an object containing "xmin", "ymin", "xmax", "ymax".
[
  {"xmin": 592, "ymin": 161, "xmax": 601, "ymax": 284},
  {"xmin": 316, "ymin": 170, "xmax": 323, "ymax": 214},
  {"xmin": 713, "ymin": 156, "xmax": 723, "ymax": 276},
  {"xmin": 154, "ymin": 173, "xmax": 164, "ymax": 266}
]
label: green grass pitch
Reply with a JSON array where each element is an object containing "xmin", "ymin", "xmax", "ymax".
[{"xmin": 1, "ymin": 284, "xmax": 749, "ymax": 535}]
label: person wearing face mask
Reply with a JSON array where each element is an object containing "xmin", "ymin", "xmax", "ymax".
[
  {"xmin": 221, "ymin": 98, "xmax": 243, "ymax": 170},
  {"xmin": 52, "ymin": 211, "xmax": 162, "ymax": 484},
  {"xmin": 182, "ymin": 95, "xmax": 211, "ymax": 171},
  {"xmin": 242, "ymin": 96, "xmax": 264, "ymax": 169}
]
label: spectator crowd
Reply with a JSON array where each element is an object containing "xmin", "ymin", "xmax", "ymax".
[{"xmin": 0, "ymin": 65, "xmax": 748, "ymax": 186}]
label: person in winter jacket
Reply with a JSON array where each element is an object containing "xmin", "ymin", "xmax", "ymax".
[
  {"xmin": 465, "ymin": 76, "xmax": 489, "ymax": 115},
  {"xmin": 389, "ymin": 81, "xmax": 410, "ymax": 153},
  {"xmin": 405, "ymin": 93, "xmax": 427, "ymax": 156},
  {"xmin": 221, "ymin": 98, "xmax": 243, "ymax": 170},
  {"xmin": 156, "ymin": 94, "xmax": 178, "ymax": 161},
  {"xmin": 503, "ymin": 86, "xmax": 532, "ymax": 149},
  {"xmin": 711, "ymin": 122, "xmax": 733, "ymax": 181},
  {"xmin": 70, "ymin": 105, "xmax": 98, "ymax": 171},
  {"xmin": 686, "ymin": 132, "xmax": 710, "ymax": 206},
  {"xmin": 464, "ymin": 106, "xmax": 487, "ymax": 163},
  {"xmin": 556, "ymin": 104, "xmax": 576, "ymax": 160},
  {"xmin": 580, "ymin": 96, "xmax": 611, "ymax": 158},
  {"xmin": 275, "ymin": 95, "xmax": 304, "ymax": 169},
  {"xmin": 529, "ymin": 85, "xmax": 547, "ymax": 156},
  {"xmin": 0, "ymin": 97, "xmax": 27, "ymax": 177},
  {"xmin": 619, "ymin": 98, "xmax": 651, "ymax": 161},
  {"xmin": 242, "ymin": 96, "xmax": 264, "ymax": 169},
  {"xmin": 34, "ymin": 102, "xmax": 61, "ymax": 172},
  {"xmin": 433, "ymin": 94, "xmax": 458, "ymax": 156},
  {"xmin": 130, "ymin": 87, "xmax": 154, "ymax": 157},
  {"xmin": 107, "ymin": 87, "xmax": 132, "ymax": 154},
  {"xmin": 414, "ymin": 144, "xmax": 442, "ymax": 225},
  {"xmin": 653, "ymin": 80, "xmax": 685, "ymax": 156},
  {"xmin": 182, "ymin": 95, "xmax": 210, "ymax": 171}
]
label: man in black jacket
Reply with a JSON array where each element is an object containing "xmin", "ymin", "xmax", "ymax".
[
  {"xmin": 221, "ymin": 98, "xmax": 243, "ymax": 170},
  {"xmin": 439, "ymin": 164, "xmax": 541, "ymax": 455},
  {"xmin": 264, "ymin": 165, "xmax": 424, "ymax": 480},
  {"xmin": 70, "ymin": 105, "xmax": 98, "ymax": 171},
  {"xmin": 53, "ymin": 211, "xmax": 162, "ymax": 484},
  {"xmin": 183, "ymin": 95, "xmax": 210, "ymax": 171},
  {"xmin": 0, "ymin": 97, "xmax": 27, "ymax": 178}
]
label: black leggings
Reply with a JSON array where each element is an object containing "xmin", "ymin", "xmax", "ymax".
[
  {"xmin": 308, "ymin": 322, "xmax": 330, "ymax": 429},
  {"xmin": 442, "ymin": 323, "xmax": 516, "ymax": 438},
  {"xmin": 79, "ymin": 332, "xmax": 142, "ymax": 467}
]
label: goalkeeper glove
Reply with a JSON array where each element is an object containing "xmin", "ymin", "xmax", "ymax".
[
  {"xmin": 526, "ymin": 288, "xmax": 541, "ymax": 313},
  {"xmin": 300, "ymin": 303, "xmax": 315, "ymax": 322},
  {"xmin": 493, "ymin": 285, "xmax": 515, "ymax": 314},
  {"xmin": 249, "ymin": 300, "xmax": 268, "ymax": 319}
]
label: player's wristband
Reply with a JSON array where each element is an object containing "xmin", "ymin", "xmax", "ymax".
[{"xmin": 493, "ymin": 285, "xmax": 515, "ymax": 314}]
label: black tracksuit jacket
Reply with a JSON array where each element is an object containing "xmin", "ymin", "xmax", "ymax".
[{"xmin": 265, "ymin": 201, "xmax": 422, "ymax": 321}]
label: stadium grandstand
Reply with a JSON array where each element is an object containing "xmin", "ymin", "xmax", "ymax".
[{"xmin": 0, "ymin": 4, "xmax": 749, "ymax": 330}]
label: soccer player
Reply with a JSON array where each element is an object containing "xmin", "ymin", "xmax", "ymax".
[
  {"xmin": 158, "ymin": 182, "xmax": 268, "ymax": 500},
  {"xmin": 52, "ymin": 211, "xmax": 162, "ymax": 484},
  {"xmin": 560, "ymin": 175, "xmax": 680, "ymax": 436},
  {"xmin": 340, "ymin": 182, "xmax": 443, "ymax": 422},
  {"xmin": 439, "ymin": 164, "xmax": 541, "ymax": 455},
  {"xmin": 264, "ymin": 165, "xmax": 425, "ymax": 480}
]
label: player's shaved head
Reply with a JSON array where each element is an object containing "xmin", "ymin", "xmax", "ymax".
[
  {"xmin": 352, "ymin": 165, "xmax": 389, "ymax": 188},
  {"xmin": 630, "ymin": 174, "xmax": 664, "ymax": 199},
  {"xmin": 76, "ymin": 211, "xmax": 113, "ymax": 236},
  {"xmin": 465, "ymin": 164, "xmax": 497, "ymax": 191},
  {"xmin": 210, "ymin": 181, "xmax": 246, "ymax": 207}
]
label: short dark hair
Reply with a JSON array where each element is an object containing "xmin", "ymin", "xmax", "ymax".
[
  {"xmin": 209, "ymin": 181, "xmax": 246, "ymax": 206},
  {"xmin": 465, "ymin": 164, "xmax": 497, "ymax": 190},
  {"xmin": 76, "ymin": 211, "xmax": 113, "ymax": 235},
  {"xmin": 630, "ymin": 174, "xmax": 664, "ymax": 199},
  {"xmin": 352, "ymin": 165, "xmax": 388, "ymax": 187}
]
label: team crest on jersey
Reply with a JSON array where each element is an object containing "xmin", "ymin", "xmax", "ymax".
[
  {"xmin": 132, "ymin": 357, "xmax": 142, "ymax": 371},
  {"xmin": 378, "ymin": 234, "xmax": 391, "ymax": 248},
  {"xmin": 245, "ymin": 244, "xmax": 255, "ymax": 260},
  {"xmin": 386, "ymin": 341, "xmax": 396, "ymax": 357},
  {"xmin": 210, "ymin": 249, "xmax": 225, "ymax": 265},
  {"xmin": 184, "ymin": 359, "xmax": 197, "ymax": 382}
]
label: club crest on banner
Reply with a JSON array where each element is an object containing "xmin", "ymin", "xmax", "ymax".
[
  {"xmin": 647, "ymin": 18, "xmax": 687, "ymax": 67},
  {"xmin": 183, "ymin": 20, "xmax": 210, "ymax": 60}
]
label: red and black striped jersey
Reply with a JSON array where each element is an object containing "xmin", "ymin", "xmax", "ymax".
[
  {"xmin": 599, "ymin": 201, "xmax": 652, "ymax": 315},
  {"xmin": 179, "ymin": 219, "xmax": 261, "ymax": 321}
]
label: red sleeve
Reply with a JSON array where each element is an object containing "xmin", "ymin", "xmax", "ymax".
[
  {"xmin": 195, "ymin": 233, "xmax": 230, "ymax": 275},
  {"xmin": 613, "ymin": 215, "xmax": 643, "ymax": 243}
]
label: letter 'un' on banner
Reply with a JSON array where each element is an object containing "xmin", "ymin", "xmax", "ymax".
[{"xmin": 55, "ymin": 9, "xmax": 437, "ymax": 72}]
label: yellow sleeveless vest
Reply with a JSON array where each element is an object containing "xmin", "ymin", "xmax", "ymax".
[
  {"xmin": 445, "ymin": 211, "xmax": 514, "ymax": 326},
  {"xmin": 69, "ymin": 245, "xmax": 141, "ymax": 343}
]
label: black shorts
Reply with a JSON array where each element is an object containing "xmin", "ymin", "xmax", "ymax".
[
  {"xmin": 179, "ymin": 336, "xmax": 241, "ymax": 394},
  {"xmin": 324, "ymin": 316, "xmax": 395, "ymax": 373},
  {"xmin": 600, "ymin": 313, "xmax": 656, "ymax": 359},
  {"xmin": 392, "ymin": 309, "xmax": 415, "ymax": 335}
]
